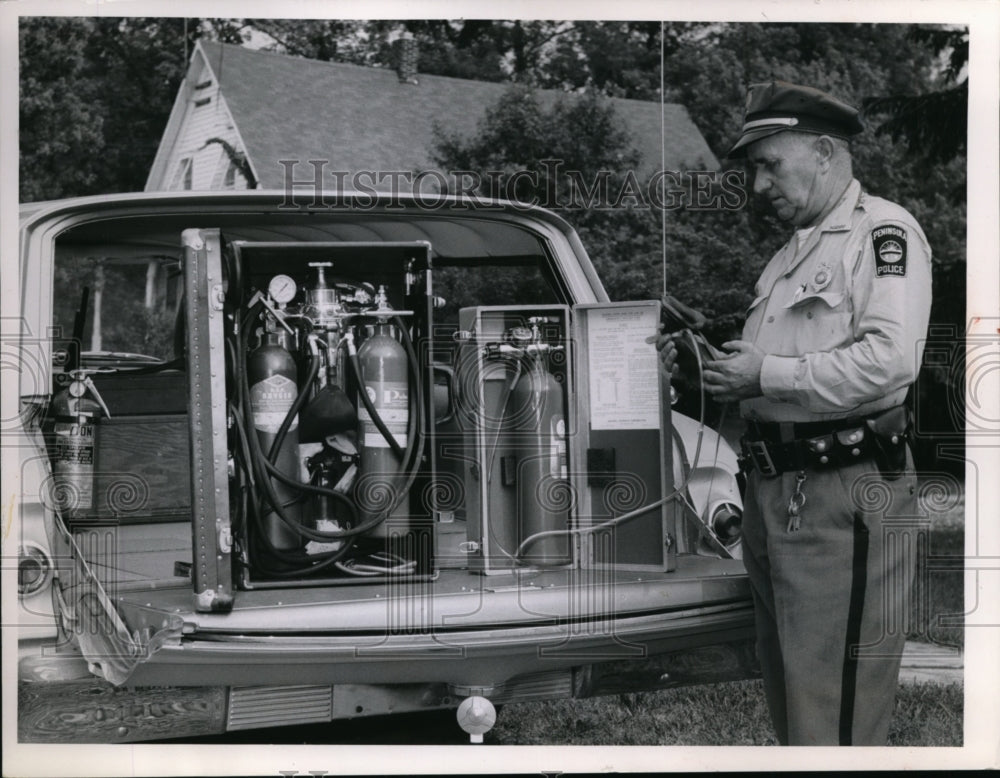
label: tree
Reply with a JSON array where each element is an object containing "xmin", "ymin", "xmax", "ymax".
[
  {"xmin": 660, "ymin": 23, "xmax": 966, "ymax": 325},
  {"xmin": 431, "ymin": 23, "xmax": 967, "ymax": 461},
  {"xmin": 432, "ymin": 85, "xmax": 766, "ymax": 324},
  {"xmin": 21, "ymin": 19, "xmax": 966, "ymax": 463},
  {"xmin": 863, "ymin": 27, "xmax": 968, "ymax": 164},
  {"xmin": 19, "ymin": 16, "xmax": 248, "ymax": 201},
  {"xmin": 247, "ymin": 19, "xmax": 579, "ymax": 83},
  {"xmin": 539, "ymin": 22, "xmax": 682, "ymax": 98},
  {"xmin": 19, "ymin": 18, "xmax": 107, "ymax": 202}
]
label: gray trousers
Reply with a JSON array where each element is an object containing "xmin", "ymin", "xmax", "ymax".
[{"xmin": 741, "ymin": 452, "xmax": 918, "ymax": 745}]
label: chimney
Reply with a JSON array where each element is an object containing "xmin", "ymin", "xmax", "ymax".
[{"xmin": 395, "ymin": 33, "xmax": 419, "ymax": 85}]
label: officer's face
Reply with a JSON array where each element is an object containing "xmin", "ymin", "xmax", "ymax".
[{"xmin": 747, "ymin": 132, "xmax": 826, "ymax": 227}]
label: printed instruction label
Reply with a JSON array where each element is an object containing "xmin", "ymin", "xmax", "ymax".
[
  {"xmin": 250, "ymin": 375, "xmax": 299, "ymax": 433},
  {"xmin": 586, "ymin": 305, "xmax": 659, "ymax": 430}
]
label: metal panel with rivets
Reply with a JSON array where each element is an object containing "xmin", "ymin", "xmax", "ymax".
[{"xmin": 182, "ymin": 228, "xmax": 234, "ymax": 612}]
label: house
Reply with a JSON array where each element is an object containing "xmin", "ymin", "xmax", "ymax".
[{"xmin": 146, "ymin": 39, "xmax": 719, "ymax": 194}]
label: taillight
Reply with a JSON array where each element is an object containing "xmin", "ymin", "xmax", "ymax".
[
  {"xmin": 18, "ymin": 544, "xmax": 52, "ymax": 596},
  {"xmin": 710, "ymin": 502, "xmax": 743, "ymax": 545}
]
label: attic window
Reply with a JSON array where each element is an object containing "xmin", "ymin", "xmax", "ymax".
[
  {"xmin": 195, "ymin": 79, "xmax": 213, "ymax": 90},
  {"xmin": 223, "ymin": 161, "xmax": 238, "ymax": 188},
  {"xmin": 171, "ymin": 158, "xmax": 193, "ymax": 190},
  {"xmin": 194, "ymin": 97, "xmax": 211, "ymax": 108}
]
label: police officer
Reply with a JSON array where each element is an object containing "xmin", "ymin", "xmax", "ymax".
[{"xmin": 654, "ymin": 81, "xmax": 931, "ymax": 745}]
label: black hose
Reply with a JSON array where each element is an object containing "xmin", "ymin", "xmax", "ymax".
[
  {"xmin": 396, "ymin": 316, "xmax": 422, "ymax": 475},
  {"xmin": 267, "ymin": 349, "xmax": 320, "ymax": 463},
  {"xmin": 390, "ymin": 314, "xmax": 427, "ymax": 504},
  {"xmin": 239, "ymin": 334, "xmax": 357, "ymax": 544},
  {"xmin": 236, "ymin": 311, "xmax": 395, "ymax": 549},
  {"xmin": 233, "ymin": 304, "xmax": 427, "ymax": 571},
  {"xmin": 348, "ymin": 346, "xmax": 406, "ymax": 459},
  {"xmin": 227, "ymin": 279, "xmax": 356, "ymax": 572},
  {"xmin": 237, "ymin": 309, "xmax": 323, "ymax": 538},
  {"xmin": 246, "ymin": 488, "xmax": 357, "ymax": 577}
]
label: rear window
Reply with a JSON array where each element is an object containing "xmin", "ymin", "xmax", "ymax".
[
  {"xmin": 430, "ymin": 262, "xmax": 560, "ymax": 328},
  {"xmin": 53, "ymin": 254, "xmax": 182, "ymax": 362}
]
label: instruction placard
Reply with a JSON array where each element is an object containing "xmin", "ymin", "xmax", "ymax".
[{"xmin": 586, "ymin": 305, "xmax": 660, "ymax": 430}]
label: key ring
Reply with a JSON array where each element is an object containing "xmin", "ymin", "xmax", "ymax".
[{"xmin": 787, "ymin": 471, "xmax": 807, "ymax": 532}]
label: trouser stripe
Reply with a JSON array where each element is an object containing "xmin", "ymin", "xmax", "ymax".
[{"xmin": 839, "ymin": 512, "xmax": 870, "ymax": 745}]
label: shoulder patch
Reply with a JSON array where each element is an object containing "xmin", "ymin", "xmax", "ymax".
[{"xmin": 871, "ymin": 224, "xmax": 907, "ymax": 278}]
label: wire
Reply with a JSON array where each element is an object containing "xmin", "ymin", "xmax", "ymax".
[
  {"xmin": 660, "ymin": 19, "xmax": 668, "ymax": 299},
  {"xmin": 236, "ymin": 305, "xmax": 362, "ymax": 554},
  {"xmin": 514, "ymin": 328, "xmax": 732, "ymax": 560},
  {"xmin": 485, "ymin": 356, "xmax": 523, "ymax": 485},
  {"xmin": 225, "ymin": 280, "xmax": 362, "ymax": 577},
  {"xmin": 234, "ymin": 307, "xmax": 426, "ymax": 579},
  {"xmin": 335, "ymin": 552, "xmax": 418, "ymax": 577},
  {"xmin": 348, "ymin": 346, "xmax": 406, "ymax": 459},
  {"xmin": 266, "ymin": 339, "xmax": 320, "ymax": 463}
]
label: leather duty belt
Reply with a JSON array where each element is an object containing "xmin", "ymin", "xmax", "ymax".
[
  {"xmin": 740, "ymin": 406, "xmax": 911, "ymax": 479},
  {"xmin": 740, "ymin": 429, "xmax": 871, "ymax": 477}
]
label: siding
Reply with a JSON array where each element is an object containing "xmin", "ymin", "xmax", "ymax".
[{"xmin": 157, "ymin": 52, "xmax": 247, "ymax": 191}]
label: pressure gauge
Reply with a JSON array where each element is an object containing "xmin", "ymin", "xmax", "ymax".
[
  {"xmin": 68, "ymin": 380, "xmax": 87, "ymax": 399},
  {"xmin": 268, "ymin": 274, "xmax": 297, "ymax": 305},
  {"xmin": 506, "ymin": 326, "xmax": 533, "ymax": 345}
]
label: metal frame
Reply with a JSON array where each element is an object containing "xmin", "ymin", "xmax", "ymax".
[
  {"xmin": 572, "ymin": 301, "xmax": 676, "ymax": 573},
  {"xmin": 223, "ymin": 239, "xmax": 437, "ymax": 588},
  {"xmin": 183, "ymin": 228, "xmax": 234, "ymax": 612},
  {"xmin": 458, "ymin": 304, "xmax": 575, "ymax": 574}
]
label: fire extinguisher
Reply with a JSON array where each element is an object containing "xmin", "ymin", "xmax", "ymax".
[
  {"xmin": 510, "ymin": 349, "xmax": 570, "ymax": 565},
  {"xmin": 248, "ymin": 331, "xmax": 302, "ymax": 550},
  {"xmin": 49, "ymin": 371, "xmax": 109, "ymax": 516},
  {"xmin": 356, "ymin": 321, "xmax": 409, "ymax": 537}
]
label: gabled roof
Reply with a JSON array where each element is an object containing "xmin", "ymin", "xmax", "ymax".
[{"xmin": 154, "ymin": 40, "xmax": 718, "ymax": 191}]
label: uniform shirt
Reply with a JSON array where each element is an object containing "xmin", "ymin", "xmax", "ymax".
[{"xmin": 740, "ymin": 178, "xmax": 932, "ymax": 423}]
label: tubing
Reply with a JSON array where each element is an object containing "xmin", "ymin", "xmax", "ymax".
[
  {"xmin": 267, "ymin": 346, "xmax": 320, "ymax": 463},
  {"xmin": 347, "ymin": 340, "xmax": 406, "ymax": 460},
  {"xmin": 514, "ymin": 329, "xmax": 727, "ymax": 561},
  {"xmin": 229, "ymin": 291, "xmax": 428, "ymax": 575}
]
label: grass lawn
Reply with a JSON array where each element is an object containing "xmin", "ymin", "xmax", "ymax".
[
  {"xmin": 490, "ymin": 680, "xmax": 963, "ymax": 746},
  {"xmin": 493, "ymin": 482, "xmax": 965, "ymax": 747},
  {"xmin": 907, "ymin": 486, "xmax": 965, "ymax": 648}
]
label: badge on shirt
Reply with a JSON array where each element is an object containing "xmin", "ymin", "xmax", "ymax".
[
  {"xmin": 871, "ymin": 225, "xmax": 907, "ymax": 278},
  {"xmin": 809, "ymin": 266, "xmax": 832, "ymax": 293}
]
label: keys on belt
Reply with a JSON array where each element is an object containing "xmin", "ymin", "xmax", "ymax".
[{"xmin": 740, "ymin": 426, "xmax": 870, "ymax": 477}]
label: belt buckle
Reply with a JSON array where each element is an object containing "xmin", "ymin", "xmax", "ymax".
[{"xmin": 748, "ymin": 440, "xmax": 778, "ymax": 477}]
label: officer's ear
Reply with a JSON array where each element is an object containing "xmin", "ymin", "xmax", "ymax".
[{"xmin": 813, "ymin": 135, "xmax": 836, "ymax": 170}]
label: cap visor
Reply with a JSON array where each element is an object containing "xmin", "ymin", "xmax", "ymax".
[{"xmin": 724, "ymin": 126, "xmax": 789, "ymax": 159}]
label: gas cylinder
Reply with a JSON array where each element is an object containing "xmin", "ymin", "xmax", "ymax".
[
  {"xmin": 49, "ymin": 376, "xmax": 103, "ymax": 516},
  {"xmin": 248, "ymin": 333, "xmax": 302, "ymax": 550},
  {"xmin": 356, "ymin": 322, "xmax": 409, "ymax": 537},
  {"xmin": 510, "ymin": 352, "xmax": 570, "ymax": 565}
]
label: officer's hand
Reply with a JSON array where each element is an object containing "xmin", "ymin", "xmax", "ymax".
[
  {"xmin": 703, "ymin": 340, "xmax": 765, "ymax": 401},
  {"xmin": 645, "ymin": 323, "xmax": 680, "ymax": 380}
]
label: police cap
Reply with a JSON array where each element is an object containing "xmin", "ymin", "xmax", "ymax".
[{"xmin": 726, "ymin": 80, "xmax": 864, "ymax": 158}]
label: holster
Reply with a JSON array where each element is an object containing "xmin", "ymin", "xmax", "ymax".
[{"xmin": 864, "ymin": 405, "xmax": 911, "ymax": 480}]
